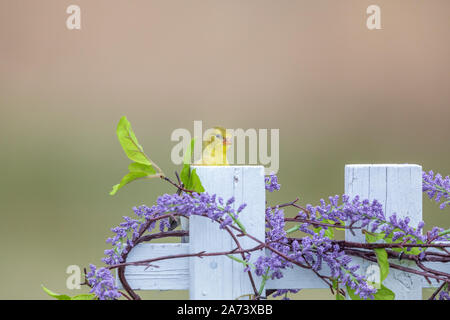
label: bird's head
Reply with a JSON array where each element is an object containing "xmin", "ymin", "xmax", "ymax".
[{"xmin": 204, "ymin": 127, "xmax": 232, "ymax": 149}]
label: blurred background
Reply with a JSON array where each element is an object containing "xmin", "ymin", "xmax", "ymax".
[{"xmin": 0, "ymin": 0, "xmax": 449, "ymax": 299}]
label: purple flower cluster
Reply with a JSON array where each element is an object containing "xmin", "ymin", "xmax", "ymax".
[
  {"xmin": 300, "ymin": 195, "xmax": 449, "ymax": 250},
  {"xmin": 254, "ymin": 206, "xmax": 377, "ymax": 299},
  {"xmin": 86, "ymin": 264, "xmax": 121, "ymax": 300},
  {"xmin": 103, "ymin": 192, "xmax": 244, "ymax": 266},
  {"xmin": 265, "ymin": 173, "xmax": 281, "ymax": 192},
  {"xmin": 423, "ymin": 170, "xmax": 450, "ymax": 210},
  {"xmin": 254, "ymin": 207, "xmax": 290, "ymax": 279},
  {"xmin": 93, "ymin": 192, "xmax": 245, "ymax": 300},
  {"xmin": 439, "ymin": 289, "xmax": 449, "ymax": 300},
  {"xmin": 301, "ymin": 195, "xmax": 385, "ymax": 229}
]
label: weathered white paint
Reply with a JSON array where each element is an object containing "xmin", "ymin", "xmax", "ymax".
[
  {"xmin": 189, "ymin": 166, "xmax": 265, "ymax": 299},
  {"xmin": 345, "ymin": 164, "xmax": 423, "ymax": 300},
  {"xmin": 118, "ymin": 245, "xmax": 448, "ymax": 290},
  {"xmin": 117, "ymin": 243, "xmax": 190, "ymax": 290},
  {"xmin": 116, "ymin": 165, "xmax": 449, "ymax": 299}
]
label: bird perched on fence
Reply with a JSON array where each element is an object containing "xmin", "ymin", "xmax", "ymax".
[
  {"xmin": 196, "ymin": 126, "xmax": 232, "ymax": 165},
  {"xmin": 169, "ymin": 127, "xmax": 232, "ymax": 233}
]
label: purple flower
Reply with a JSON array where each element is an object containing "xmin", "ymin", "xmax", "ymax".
[
  {"xmin": 102, "ymin": 192, "xmax": 244, "ymax": 267},
  {"xmin": 439, "ymin": 290, "xmax": 449, "ymax": 300},
  {"xmin": 265, "ymin": 173, "xmax": 281, "ymax": 192},
  {"xmin": 87, "ymin": 264, "xmax": 121, "ymax": 300},
  {"xmin": 423, "ymin": 170, "xmax": 450, "ymax": 210},
  {"xmin": 256, "ymin": 206, "xmax": 377, "ymax": 299}
]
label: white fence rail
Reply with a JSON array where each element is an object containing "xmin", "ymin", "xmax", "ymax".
[{"xmin": 117, "ymin": 165, "xmax": 449, "ymax": 300}]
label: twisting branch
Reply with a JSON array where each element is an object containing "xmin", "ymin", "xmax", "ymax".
[
  {"xmin": 110, "ymin": 244, "xmax": 265, "ymax": 270},
  {"xmin": 429, "ymin": 281, "xmax": 448, "ymax": 300}
]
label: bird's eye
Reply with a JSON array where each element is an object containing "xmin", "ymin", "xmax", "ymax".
[{"xmin": 215, "ymin": 134, "xmax": 221, "ymax": 138}]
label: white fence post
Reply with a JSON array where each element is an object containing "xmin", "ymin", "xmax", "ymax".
[
  {"xmin": 345, "ymin": 164, "xmax": 423, "ymax": 300},
  {"xmin": 189, "ymin": 166, "xmax": 266, "ymax": 300}
]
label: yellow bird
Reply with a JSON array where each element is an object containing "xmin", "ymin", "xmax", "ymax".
[
  {"xmin": 196, "ymin": 127, "xmax": 232, "ymax": 165},
  {"xmin": 170, "ymin": 127, "xmax": 232, "ymax": 233}
]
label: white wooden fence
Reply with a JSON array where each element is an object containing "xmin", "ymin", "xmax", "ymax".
[{"xmin": 117, "ymin": 164, "xmax": 449, "ymax": 300}]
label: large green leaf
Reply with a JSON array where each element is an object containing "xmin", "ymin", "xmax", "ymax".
[
  {"xmin": 128, "ymin": 162, "xmax": 156, "ymax": 175},
  {"xmin": 185, "ymin": 168, "xmax": 205, "ymax": 193},
  {"xmin": 41, "ymin": 285, "xmax": 71, "ymax": 300},
  {"xmin": 110, "ymin": 171, "xmax": 149, "ymax": 195},
  {"xmin": 373, "ymin": 284, "xmax": 395, "ymax": 300},
  {"xmin": 110, "ymin": 162, "xmax": 158, "ymax": 195},
  {"xmin": 374, "ymin": 248, "xmax": 389, "ymax": 282},
  {"xmin": 110, "ymin": 117, "xmax": 159, "ymax": 195},
  {"xmin": 116, "ymin": 116, "xmax": 151, "ymax": 166}
]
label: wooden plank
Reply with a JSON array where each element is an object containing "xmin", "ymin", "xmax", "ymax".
[
  {"xmin": 119, "ymin": 244, "xmax": 450, "ymax": 291},
  {"xmin": 231, "ymin": 166, "xmax": 266, "ymax": 298},
  {"xmin": 266, "ymin": 265, "xmax": 330, "ymax": 289},
  {"xmin": 345, "ymin": 164, "xmax": 423, "ymax": 300},
  {"xmin": 117, "ymin": 243, "xmax": 190, "ymax": 290},
  {"xmin": 189, "ymin": 166, "xmax": 266, "ymax": 300},
  {"xmin": 119, "ymin": 245, "xmax": 326, "ymax": 290}
]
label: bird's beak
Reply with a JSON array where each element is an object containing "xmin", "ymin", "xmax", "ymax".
[{"xmin": 223, "ymin": 137, "xmax": 232, "ymax": 146}]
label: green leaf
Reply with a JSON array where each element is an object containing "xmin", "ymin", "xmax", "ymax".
[
  {"xmin": 110, "ymin": 171, "xmax": 150, "ymax": 195},
  {"xmin": 227, "ymin": 212, "xmax": 247, "ymax": 233},
  {"xmin": 365, "ymin": 231, "xmax": 385, "ymax": 243},
  {"xmin": 179, "ymin": 138, "xmax": 205, "ymax": 193},
  {"xmin": 336, "ymin": 293, "xmax": 345, "ymax": 300},
  {"xmin": 128, "ymin": 162, "xmax": 156, "ymax": 174},
  {"xmin": 41, "ymin": 285, "xmax": 71, "ymax": 300},
  {"xmin": 185, "ymin": 168, "xmax": 205, "ymax": 193},
  {"xmin": 226, "ymin": 255, "xmax": 254, "ymax": 268},
  {"xmin": 110, "ymin": 161, "xmax": 158, "ymax": 195},
  {"xmin": 374, "ymin": 248, "xmax": 389, "ymax": 282},
  {"xmin": 373, "ymin": 284, "xmax": 395, "ymax": 300},
  {"xmin": 180, "ymin": 165, "xmax": 190, "ymax": 188},
  {"xmin": 313, "ymin": 219, "xmax": 334, "ymax": 239},
  {"xmin": 116, "ymin": 116, "xmax": 151, "ymax": 166},
  {"xmin": 286, "ymin": 225, "xmax": 300, "ymax": 234},
  {"xmin": 180, "ymin": 138, "xmax": 195, "ymax": 187},
  {"xmin": 258, "ymin": 267, "xmax": 271, "ymax": 295},
  {"xmin": 110, "ymin": 117, "xmax": 162, "ymax": 195},
  {"xmin": 71, "ymin": 293, "xmax": 96, "ymax": 300}
]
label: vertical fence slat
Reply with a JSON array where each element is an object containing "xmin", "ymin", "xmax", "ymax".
[
  {"xmin": 345, "ymin": 164, "xmax": 423, "ymax": 300},
  {"xmin": 189, "ymin": 166, "xmax": 265, "ymax": 300},
  {"xmin": 231, "ymin": 166, "xmax": 266, "ymax": 299}
]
